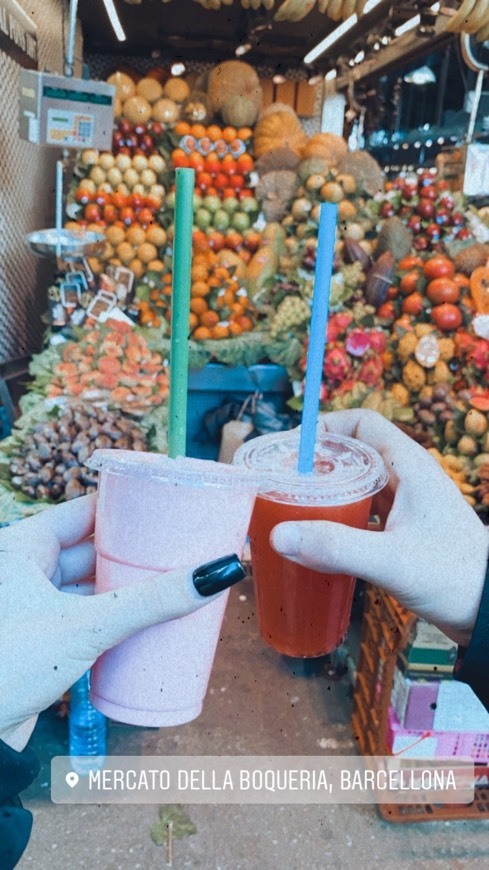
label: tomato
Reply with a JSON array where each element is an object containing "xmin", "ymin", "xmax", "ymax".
[
  {"xmin": 399, "ymin": 269, "xmax": 421, "ymax": 296},
  {"xmin": 84, "ymin": 203, "xmax": 102, "ymax": 222},
  {"xmin": 398, "ymin": 255, "xmax": 424, "ymax": 271},
  {"xmin": 102, "ymin": 204, "xmax": 117, "ymax": 224},
  {"xmin": 426, "ymin": 277, "xmax": 460, "ymax": 305},
  {"xmin": 387, "ymin": 285, "xmax": 399, "ymax": 300},
  {"xmin": 453, "ymin": 272, "xmax": 470, "ymax": 289},
  {"xmin": 423, "ymin": 255, "xmax": 455, "ymax": 280},
  {"xmin": 196, "ymin": 171, "xmax": 213, "ymax": 191},
  {"xmin": 431, "ymin": 303, "xmax": 463, "ymax": 331},
  {"xmin": 402, "ymin": 291, "xmax": 424, "ymax": 316},
  {"xmin": 377, "ymin": 301, "xmax": 395, "ymax": 320},
  {"xmin": 119, "ymin": 206, "xmax": 136, "ymax": 226}
]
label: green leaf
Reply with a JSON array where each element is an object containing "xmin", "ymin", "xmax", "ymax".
[{"xmin": 150, "ymin": 805, "xmax": 197, "ymax": 846}]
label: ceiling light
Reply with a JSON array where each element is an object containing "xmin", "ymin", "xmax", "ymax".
[
  {"xmin": 394, "ymin": 15, "xmax": 420, "ymax": 37},
  {"xmin": 273, "ymin": 74, "xmax": 286, "ymax": 84},
  {"xmin": 308, "ymin": 73, "xmax": 323, "ymax": 85},
  {"xmin": 235, "ymin": 43, "xmax": 252, "ymax": 57},
  {"xmin": 403, "ymin": 65, "xmax": 436, "ymax": 85},
  {"xmin": 171, "ymin": 62, "xmax": 186, "ymax": 76},
  {"xmin": 354, "ymin": 50, "xmax": 365, "ymax": 64},
  {"xmin": 101, "ymin": 0, "xmax": 126, "ymax": 42},
  {"xmin": 303, "ymin": 0, "xmax": 384, "ymax": 64},
  {"xmin": 325, "ymin": 69, "xmax": 337, "ymax": 81}
]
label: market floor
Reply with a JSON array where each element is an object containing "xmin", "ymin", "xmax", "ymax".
[{"xmin": 19, "ymin": 578, "xmax": 489, "ymax": 870}]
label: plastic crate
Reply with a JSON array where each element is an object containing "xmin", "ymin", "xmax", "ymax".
[
  {"xmin": 186, "ymin": 363, "xmax": 292, "ymax": 460},
  {"xmin": 387, "ymin": 707, "xmax": 489, "ymax": 762},
  {"xmin": 352, "ymin": 585, "xmax": 489, "ymax": 822}
]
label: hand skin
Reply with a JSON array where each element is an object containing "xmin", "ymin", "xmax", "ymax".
[
  {"xmin": 271, "ymin": 410, "xmax": 489, "ymax": 649},
  {"xmin": 0, "ymin": 495, "xmax": 225, "ymax": 752}
]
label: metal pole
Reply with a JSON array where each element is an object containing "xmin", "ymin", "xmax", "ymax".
[
  {"xmin": 467, "ymin": 68, "xmax": 485, "ymax": 143},
  {"xmin": 66, "ymin": 0, "xmax": 79, "ymax": 77}
]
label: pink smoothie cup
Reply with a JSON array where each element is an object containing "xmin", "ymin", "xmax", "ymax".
[{"xmin": 87, "ymin": 449, "xmax": 258, "ymax": 727}]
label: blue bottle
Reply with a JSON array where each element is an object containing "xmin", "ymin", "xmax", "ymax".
[{"xmin": 69, "ymin": 670, "xmax": 106, "ymax": 775}]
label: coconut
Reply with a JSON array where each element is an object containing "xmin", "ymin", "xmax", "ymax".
[
  {"xmin": 454, "ymin": 243, "xmax": 489, "ymax": 276},
  {"xmin": 375, "ymin": 217, "xmax": 413, "ymax": 263},
  {"xmin": 337, "ymin": 151, "xmax": 384, "ymax": 197},
  {"xmin": 255, "ymin": 148, "xmax": 300, "ymax": 175},
  {"xmin": 255, "ymin": 171, "xmax": 299, "ymax": 223}
]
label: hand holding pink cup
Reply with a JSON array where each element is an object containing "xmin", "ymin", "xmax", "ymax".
[{"xmin": 87, "ymin": 450, "xmax": 258, "ymax": 727}]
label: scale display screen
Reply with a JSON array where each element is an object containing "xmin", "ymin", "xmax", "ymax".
[{"xmin": 19, "ymin": 70, "xmax": 115, "ymax": 150}]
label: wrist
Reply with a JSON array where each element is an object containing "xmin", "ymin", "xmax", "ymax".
[{"xmin": 0, "ymin": 716, "xmax": 38, "ymax": 752}]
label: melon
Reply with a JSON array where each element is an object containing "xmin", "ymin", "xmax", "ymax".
[
  {"xmin": 136, "ymin": 77, "xmax": 164, "ymax": 103},
  {"xmin": 107, "ymin": 71, "xmax": 136, "ymax": 102},
  {"xmin": 122, "ymin": 95, "xmax": 152, "ymax": 125},
  {"xmin": 152, "ymin": 97, "xmax": 180, "ymax": 124},
  {"xmin": 207, "ymin": 61, "xmax": 262, "ymax": 118},
  {"xmin": 221, "ymin": 95, "xmax": 260, "ymax": 127},
  {"xmin": 163, "ymin": 77, "xmax": 191, "ymax": 103}
]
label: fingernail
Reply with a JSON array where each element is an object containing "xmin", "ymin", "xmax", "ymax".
[
  {"xmin": 193, "ymin": 554, "xmax": 246, "ymax": 597},
  {"xmin": 271, "ymin": 524, "xmax": 301, "ymax": 557}
]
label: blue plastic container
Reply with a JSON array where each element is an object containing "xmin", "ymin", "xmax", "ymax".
[{"xmin": 186, "ymin": 363, "xmax": 292, "ymax": 460}]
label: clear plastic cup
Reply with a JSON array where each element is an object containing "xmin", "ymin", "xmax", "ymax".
[
  {"xmin": 87, "ymin": 450, "xmax": 258, "ymax": 726},
  {"xmin": 233, "ymin": 427, "xmax": 388, "ymax": 658}
]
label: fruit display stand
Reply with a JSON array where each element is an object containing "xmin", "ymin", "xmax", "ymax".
[{"xmin": 351, "ymin": 585, "xmax": 489, "ymax": 822}]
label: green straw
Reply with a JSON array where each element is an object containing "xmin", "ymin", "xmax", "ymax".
[{"xmin": 168, "ymin": 167, "xmax": 195, "ymax": 458}]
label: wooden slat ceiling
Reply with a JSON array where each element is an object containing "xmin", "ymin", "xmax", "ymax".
[{"xmin": 77, "ymin": 0, "xmax": 428, "ymax": 73}]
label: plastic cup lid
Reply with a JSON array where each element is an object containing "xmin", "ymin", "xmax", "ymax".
[
  {"xmin": 232, "ymin": 428, "xmax": 388, "ymax": 506},
  {"xmin": 87, "ymin": 449, "xmax": 259, "ymax": 490}
]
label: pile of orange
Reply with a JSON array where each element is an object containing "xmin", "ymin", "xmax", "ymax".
[
  {"xmin": 132, "ymin": 238, "xmax": 256, "ymax": 339},
  {"xmin": 189, "ymin": 247, "xmax": 255, "ymax": 340}
]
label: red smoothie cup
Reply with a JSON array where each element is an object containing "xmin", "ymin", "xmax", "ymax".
[{"xmin": 233, "ymin": 427, "xmax": 388, "ymax": 658}]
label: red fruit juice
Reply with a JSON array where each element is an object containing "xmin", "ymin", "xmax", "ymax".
[{"xmin": 249, "ymin": 494, "xmax": 372, "ymax": 658}]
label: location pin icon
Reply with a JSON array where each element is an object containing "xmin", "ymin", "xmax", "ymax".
[{"xmin": 66, "ymin": 771, "xmax": 80, "ymax": 788}]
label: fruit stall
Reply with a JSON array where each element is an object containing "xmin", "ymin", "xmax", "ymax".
[{"xmin": 1, "ymin": 2, "xmax": 489, "ymax": 856}]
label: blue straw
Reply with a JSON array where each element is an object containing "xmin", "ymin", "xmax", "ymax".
[{"xmin": 297, "ymin": 202, "xmax": 338, "ymax": 474}]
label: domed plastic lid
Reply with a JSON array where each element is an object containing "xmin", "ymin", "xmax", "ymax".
[
  {"xmin": 88, "ymin": 449, "xmax": 259, "ymax": 490},
  {"xmin": 233, "ymin": 429, "xmax": 388, "ymax": 506}
]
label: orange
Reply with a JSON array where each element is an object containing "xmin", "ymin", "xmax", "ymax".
[
  {"xmin": 192, "ymin": 326, "xmax": 211, "ymax": 341},
  {"xmin": 222, "ymin": 126, "xmax": 237, "ymax": 143},
  {"xmin": 191, "ymin": 280, "xmax": 210, "ymax": 298},
  {"xmin": 228, "ymin": 321, "xmax": 243, "ymax": 337},
  {"xmin": 191, "ymin": 264, "xmax": 209, "ymax": 282},
  {"xmin": 236, "ymin": 315, "xmax": 253, "ymax": 332},
  {"xmin": 126, "ymin": 224, "xmax": 147, "ymax": 246},
  {"xmin": 174, "ymin": 120, "xmax": 191, "ymax": 137},
  {"xmin": 210, "ymin": 323, "xmax": 230, "ymax": 339},
  {"xmin": 106, "ymin": 225, "xmax": 126, "ymax": 246},
  {"xmin": 200, "ymin": 310, "xmax": 219, "ymax": 328},
  {"xmin": 237, "ymin": 153, "xmax": 254, "ymax": 174},
  {"xmin": 171, "ymin": 148, "xmax": 189, "ymax": 168},
  {"xmin": 147, "ymin": 259, "xmax": 164, "ymax": 272},
  {"xmin": 191, "ymin": 123, "xmax": 207, "ymax": 139},
  {"xmin": 213, "ymin": 266, "xmax": 231, "ymax": 281},
  {"xmin": 189, "ymin": 312, "xmax": 199, "ymax": 331},
  {"xmin": 215, "ymin": 289, "xmax": 236, "ymax": 309},
  {"xmin": 230, "ymin": 302, "xmax": 246, "ymax": 317},
  {"xmin": 237, "ymin": 127, "xmax": 253, "ymax": 142},
  {"xmin": 190, "ymin": 297, "xmax": 208, "ymax": 315},
  {"xmin": 137, "ymin": 242, "xmax": 158, "ymax": 264},
  {"xmin": 188, "ymin": 151, "xmax": 205, "ymax": 172},
  {"xmin": 207, "ymin": 124, "xmax": 223, "ymax": 142}
]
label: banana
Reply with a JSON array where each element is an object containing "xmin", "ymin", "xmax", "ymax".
[
  {"xmin": 355, "ymin": 0, "xmax": 367, "ymax": 16},
  {"xmin": 274, "ymin": 0, "xmax": 316, "ymax": 22},
  {"xmin": 318, "ymin": 0, "xmax": 330, "ymax": 12},
  {"xmin": 241, "ymin": 0, "xmax": 251, "ymax": 8},
  {"xmin": 341, "ymin": 0, "xmax": 357, "ymax": 19},
  {"xmin": 477, "ymin": 20, "xmax": 489, "ymax": 41},
  {"xmin": 445, "ymin": 0, "xmax": 479, "ymax": 33},
  {"xmin": 464, "ymin": 0, "xmax": 489, "ymax": 34},
  {"xmin": 262, "ymin": 0, "xmax": 276, "ymax": 8},
  {"xmin": 327, "ymin": 0, "xmax": 344, "ymax": 20},
  {"xmin": 250, "ymin": 0, "xmax": 262, "ymax": 9}
]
